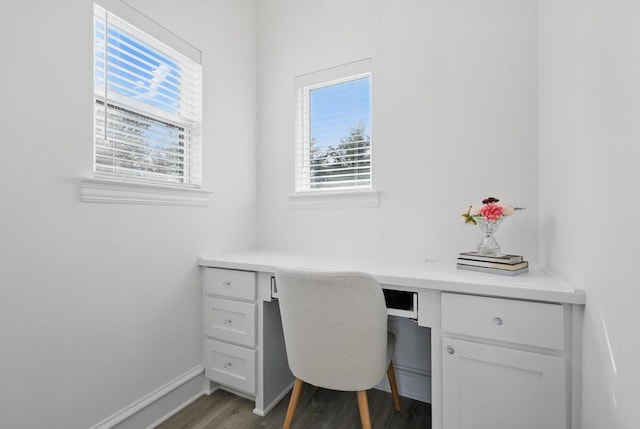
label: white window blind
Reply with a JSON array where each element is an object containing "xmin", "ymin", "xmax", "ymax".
[
  {"xmin": 94, "ymin": 2, "xmax": 202, "ymax": 186},
  {"xmin": 295, "ymin": 59, "xmax": 372, "ymax": 193}
]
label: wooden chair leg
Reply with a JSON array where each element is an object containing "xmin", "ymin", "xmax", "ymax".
[
  {"xmin": 283, "ymin": 378, "xmax": 304, "ymax": 429},
  {"xmin": 356, "ymin": 390, "xmax": 372, "ymax": 429},
  {"xmin": 387, "ymin": 361, "xmax": 401, "ymax": 412}
]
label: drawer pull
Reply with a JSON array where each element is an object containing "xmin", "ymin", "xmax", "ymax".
[
  {"xmin": 223, "ymin": 281, "xmax": 232, "ymax": 287},
  {"xmin": 224, "ymin": 319, "xmax": 232, "ymax": 325},
  {"xmin": 224, "ymin": 362, "xmax": 232, "ymax": 369},
  {"xmin": 493, "ymin": 317, "xmax": 503, "ymax": 326},
  {"xmin": 447, "ymin": 346, "xmax": 455, "ymax": 355}
]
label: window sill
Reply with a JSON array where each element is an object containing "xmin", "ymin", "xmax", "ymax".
[
  {"xmin": 80, "ymin": 177, "xmax": 213, "ymax": 207},
  {"xmin": 288, "ymin": 190, "xmax": 380, "ymax": 209}
]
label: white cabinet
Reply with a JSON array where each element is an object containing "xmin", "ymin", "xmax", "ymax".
[
  {"xmin": 202, "ymin": 267, "xmax": 294, "ymax": 415},
  {"xmin": 198, "ymin": 255, "xmax": 584, "ymax": 427},
  {"xmin": 205, "ymin": 339, "xmax": 257, "ymax": 394},
  {"xmin": 204, "ymin": 296, "xmax": 257, "ymax": 347},
  {"xmin": 441, "ymin": 293, "xmax": 568, "ymax": 429},
  {"xmin": 442, "ymin": 338, "xmax": 566, "ymax": 429},
  {"xmin": 203, "ymin": 268, "xmax": 258, "ymax": 395},
  {"xmin": 204, "ymin": 268, "xmax": 256, "ymax": 301}
]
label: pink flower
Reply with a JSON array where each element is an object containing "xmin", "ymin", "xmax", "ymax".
[
  {"xmin": 480, "ymin": 203, "xmax": 503, "ymax": 221},
  {"xmin": 462, "ymin": 197, "xmax": 524, "ymax": 225},
  {"xmin": 497, "ymin": 202, "xmax": 514, "ymax": 216}
]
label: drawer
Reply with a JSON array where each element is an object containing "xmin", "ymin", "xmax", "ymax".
[
  {"xmin": 441, "ymin": 293, "xmax": 564, "ymax": 350},
  {"xmin": 204, "ymin": 297, "xmax": 257, "ymax": 347},
  {"xmin": 205, "ymin": 339, "xmax": 256, "ymax": 394},
  {"xmin": 204, "ymin": 268, "xmax": 256, "ymax": 300}
]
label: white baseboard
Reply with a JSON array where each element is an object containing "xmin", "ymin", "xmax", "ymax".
[
  {"xmin": 145, "ymin": 390, "xmax": 204, "ymax": 429},
  {"xmin": 90, "ymin": 362, "xmax": 429, "ymax": 429},
  {"xmin": 376, "ymin": 363, "xmax": 431, "ymax": 403},
  {"xmin": 253, "ymin": 380, "xmax": 295, "ymax": 416},
  {"xmin": 89, "ymin": 365, "xmax": 205, "ymax": 429}
]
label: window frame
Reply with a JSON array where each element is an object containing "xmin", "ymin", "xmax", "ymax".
[
  {"xmin": 82, "ymin": 1, "xmax": 211, "ymax": 206},
  {"xmin": 292, "ymin": 59, "xmax": 379, "ymax": 207}
]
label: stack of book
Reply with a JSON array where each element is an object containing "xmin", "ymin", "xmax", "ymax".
[{"xmin": 456, "ymin": 252, "xmax": 529, "ymax": 276}]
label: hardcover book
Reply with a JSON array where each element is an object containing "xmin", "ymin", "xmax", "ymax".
[
  {"xmin": 458, "ymin": 251, "xmax": 523, "ymax": 264},
  {"xmin": 456, "ymin": 263, "xmax": 529, "ymax": 276},
  {"xmin": 455, "ymin": 259, "xmax": 529, "ymax": 271}
]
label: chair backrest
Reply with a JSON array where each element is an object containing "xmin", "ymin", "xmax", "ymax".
[{"xmin": 274, "ymin": 268, "xmax": 389, "ymax": 392}]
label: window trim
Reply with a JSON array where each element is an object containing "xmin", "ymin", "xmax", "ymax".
[
  {"xmin": 288, "ymin": 189, "xmax": 380, "ymax": 209},
  {"xmin": 80, "ymin": 176, "xmax": 212, "ymax": 206},
  {"xmin": 87, "ymin": 1, "xmax": 207, "ymax": 206},
  {"xmin": 294, "ymin": 59, "xmax": 374, "ymax": 198}
]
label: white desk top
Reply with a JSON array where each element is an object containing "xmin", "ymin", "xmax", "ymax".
[{"xmin": 198, "ymin": 250, "xmax": 585, "ymax": 305}]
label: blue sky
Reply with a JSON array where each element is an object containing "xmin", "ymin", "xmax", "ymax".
[
  {"xmin": 309, "ymin": 76, "xmax": 371, "ymax": 148},
  {"xmin": 95, "ymin": 15, "xmax": 180, "ymax": 115}
]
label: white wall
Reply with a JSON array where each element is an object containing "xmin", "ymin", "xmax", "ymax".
[
  {"xmin": 256, "ymin": 0, "xmax": 539, "ymax": 262},
  {"xmin": 2, "ymin": 1, "xmax": 638, "ymax": 428},
  {"xmin": 538, "ymin": 2, "xmax": 640, "ymax": 428},
  {"xmin": 257, "ymin": 2, "xmax": 640, "ymax": 428},
  {"xmin": 0, "ymin": 1, "xmax": 257, "ymax": 428},
  {"xmin": 255, "ymin": 0, "xmax": 538, "ymax": 407}
]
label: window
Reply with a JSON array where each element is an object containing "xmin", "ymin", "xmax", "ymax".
[
  {"xmin": 295, "ymin": 59, "xmax": 372, "ymax": 194},
  {"xmin": 93, "ymin": 2, "xmax": 202, "ymax": 186}
]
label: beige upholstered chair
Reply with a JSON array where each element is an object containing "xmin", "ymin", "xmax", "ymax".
[{"xmin": 274, "ymin": 268, "xmax": 401, "ymax": 429}]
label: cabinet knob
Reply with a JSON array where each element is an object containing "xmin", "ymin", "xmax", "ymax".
[
  {"xmin": 224, "ymin": 319, "xmax": 232, "ymax": 325},
  {"xmin": 224, "ymin": 362, "xmax": 232, "ymax": 369},
  {"xmin": 223, "ymin": 281, "xmax": 231, "ymax": 287},
  {"xmin": 493, "ymin": 317, "xmax": 503, "ymax": 326},
  {"xmin": 447, "ymin": 346, "xmax": 455, "ymax": 355}
]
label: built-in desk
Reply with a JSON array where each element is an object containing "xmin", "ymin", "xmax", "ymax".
[{"xmin": 199, "ymin": 251, "xmax": 585, "ymax": 429}]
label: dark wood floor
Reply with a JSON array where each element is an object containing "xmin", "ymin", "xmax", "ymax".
[{"xmin": 156, "ymin": 386, "xmax": 431, "ymax": 429}]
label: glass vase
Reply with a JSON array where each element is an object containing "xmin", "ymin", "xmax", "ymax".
[{"xmin": 476, "ymin": 217, "xmax": 504, "ymax": 256}]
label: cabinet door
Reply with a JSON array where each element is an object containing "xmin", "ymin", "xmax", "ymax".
[
  {"xmin": 204, "ymin": 268, "xmax": 256, "ymax": 300},
  {"xmin": 204, "ymin": 297, "xmax": 257, "ymax": 347},
  {"xmin": 205, "ymin": 339, "xmax": 257, "ymax": 394},
  {"xmin": 442, "ymin": 338, "xmax": 566, "ymax": 429}
]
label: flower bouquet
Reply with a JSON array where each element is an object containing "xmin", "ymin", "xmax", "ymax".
[{"xmin": 462, "ymin": 197, "xmax": 524, "ymax": 256}]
